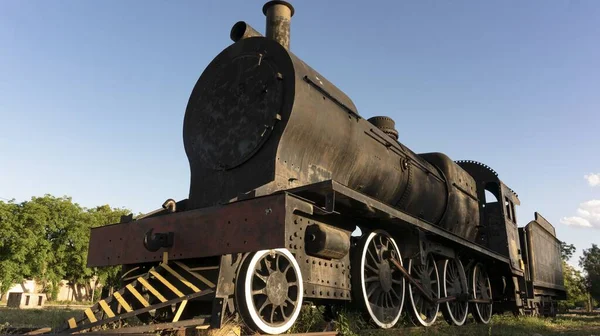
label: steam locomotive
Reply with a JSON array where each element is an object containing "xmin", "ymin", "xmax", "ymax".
[{"xmin": 57, "ymin": 1, "xmax": 566, "ymax": 334}]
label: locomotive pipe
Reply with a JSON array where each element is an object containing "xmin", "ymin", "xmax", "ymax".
[
  {"xmin": 230, "ymin": 21, "xmax": 262, "ymax": 42},
  {"xmin": 262, "ymin": 0, "xmax": 294, "ymax": 50}
]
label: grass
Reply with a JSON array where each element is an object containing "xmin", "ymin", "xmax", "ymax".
[
  {"xmin": 365, "ymin": 314, "xmax": 600, "ymax": 336},
  {"xmin": 376, "ymin": 314, "xmax": 600, "ymax": 336},
  {"xmin": 1, "ymin": 305, "xmax": 599, "ymax": 336},
  {"xmin": 288, "ymin": 306, "xmax": 600, "ymax": 336},
  {"xmin": 0, "ymin": 307, "xmax": 83, "ymax": 330}
]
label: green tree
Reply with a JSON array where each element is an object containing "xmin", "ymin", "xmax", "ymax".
[
  {"xmin": 0, "ymin": 199, "xmax": 30, "ymax": 295},
  {"xmin": 559, "ymin": 241, "xmax": 587, "ymax": 310},
  {"xmin": 0, "ymin": 195, "xmax": 131, "ymax": 301},
  {"xmin": 580, "ymin": 244, "xmax": 600, "ymax": 309},
  {"xmin": 561, "ymin": 241, "xmax": 576, "ymax": 261},
  {"xmin": 86, "ymin": 205, "xmax": 130, "ymax": 300},
  {"xmin": 17, "ymin": 195, "xmax": 89, "ymax": 299}
]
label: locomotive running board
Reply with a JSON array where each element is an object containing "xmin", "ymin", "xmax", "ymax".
[
  {"xmin": 287, "ymin": 180, "xmax": 511, "ymax": 264},
  {"xmin": 53, "ymin": 254, "xmax": 215, "ymax": 334},
  {"xmin": 86, "ymin": 180, "xmax": 509, "ymax": 269}
]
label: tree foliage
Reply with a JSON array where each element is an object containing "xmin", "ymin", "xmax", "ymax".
[
  {"xmin": 558, "ymin": 241, "xmax": 588, "ymax": 310},
  {"xmin": 580, "ymin": 244, "xmax": 600, "ymax": 305},
  {"xmin": 561, "ymin": 241, "xmax": 576, "ymax": 262},
  {"xmin": 0, "ymin": 195, "xmax": 130, "ymax": 300}
]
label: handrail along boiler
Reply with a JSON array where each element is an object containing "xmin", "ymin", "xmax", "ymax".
[{"xmin": 58, "ymin": 1, "xmax": 566, "ymax": 334}]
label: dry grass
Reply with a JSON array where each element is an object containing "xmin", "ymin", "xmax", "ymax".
[
  {"xmin": 288, "ymin": 306, "xmax": 600, "ymax": 336},
  {"xmin": 1, "ymin": 306, "xmax": 599, "ymax": 336},
  {"xmin": 0, "ymin": 307, "xmax": 82, "ymax": 331},
  {"xmin": 356, "ymin": 314, "xmax": 600, "ymax": 336}
]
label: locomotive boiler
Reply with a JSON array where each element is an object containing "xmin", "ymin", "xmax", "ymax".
[
  {"xmin": 183, "ymin": 1, "xmax": 479, "ymax": 242},
  {"xmin": 57, "ymin": 2, "xmax": 567, "ymax": 335}
]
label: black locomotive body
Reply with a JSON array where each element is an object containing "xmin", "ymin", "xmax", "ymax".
[{"xmin": 58, "ymin": 2, "xmax": 566, "ymax": 334}]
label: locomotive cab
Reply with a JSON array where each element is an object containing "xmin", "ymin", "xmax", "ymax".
[{"xmin": 456, "ymin": 161, "xmax": 524, "ymax": 275}]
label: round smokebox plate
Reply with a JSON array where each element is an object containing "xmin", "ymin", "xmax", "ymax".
[{"xmin": 184, "ymin": 53, "xmax": 283, "ymax": 170}]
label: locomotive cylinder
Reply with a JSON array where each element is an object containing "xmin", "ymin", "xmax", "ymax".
[{"xmin": 305, "ymin": 223, "xmax": 351, "ymax": 260}]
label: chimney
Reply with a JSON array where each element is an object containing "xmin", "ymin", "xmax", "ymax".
[
  {"xmin": 262, "ymin": 1, "xmax": 295, "ymax": 50},
  {"xmin": 230, "ymin": 21, "xmax": 262, "ymax": 42}
]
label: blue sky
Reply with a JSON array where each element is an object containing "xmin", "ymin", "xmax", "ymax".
[{"xmin": 1, "ymin": 0, "xmax": 598, "ymax": 268}]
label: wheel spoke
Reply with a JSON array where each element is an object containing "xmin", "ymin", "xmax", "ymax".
[
  {"xmin": 391, "ymin": 287, "xmax": 401, "ymax": 300},
  {"xmin": 285, "ymin": 297, "xmax": 295, "ymax": 306},
  {"xmin": 355, "ymin": 231, "xmax": 404, "ymax": 328},
  {"xmin": 270, "ymin": 305, "xmax": 276, "ymax": 323},
  {"xmin": 386, "ymin": 292, "xmax": 394, "ymax": 306},
  {"xmin": 367, "ymin": 283, "xmax": 379, "ymax": 299},
  {"xmin": 252, "ymin": 287, "xmax": 267, "ymax": 295},
  {"xmin": 366, "ymin": 248, "xmax": 378, "ymax": 266},
  {"xmin": 365, "ymin": 276, "xmax": 379, "ymax": 283},
  {"xmin": 373, "ymin": 240, "xmax": 383, "ymax": 262},
  {"xmin": 366, "ymin": 263, "xmax": 379, "ymax": 274},
  {"xmin": 254, "ymin": 272, "xmax": 268, "ymax": 283},
  {"xmin": 279, "ymin": 304, "xmax": 288, "ymax": 319},
  {"xmin": 258, "ymin": 299, "xmax": 270, "ymax": 314}
]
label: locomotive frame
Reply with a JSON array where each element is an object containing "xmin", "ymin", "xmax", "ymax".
[{"xmin": 53, "ymin": 1, "xmax": 566, "ymax": 334}]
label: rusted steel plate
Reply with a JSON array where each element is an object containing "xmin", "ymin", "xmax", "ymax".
[
  {"xmin": 288, "ymin": 180, "xmax": 510, "ymax": 264},
  {"xmin": 87, "ymin": 194, "xmax": 287, "ymax": 267},
  {"xmin": 526, "ymin": 219, "xmax": 565, "ymax": 291}
]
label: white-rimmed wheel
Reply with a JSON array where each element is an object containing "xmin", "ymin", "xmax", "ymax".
[
  {"xmin": 439, "ymin": 258, "xmax": 469, "ymax": 326},
  {"xmin": 351, "ymin": 230, "xmax": 405, "ymax": 329},
  {"xmin": 236, "ymin": 248, "xmax": 303, "ymax": 335},
  {"xmin": 407, "ymin": 254, "xmax": 440, "ymax": 327},
  {"xmin": 471, "ymin": 263, "xmax": 492, "ymax": 324}
]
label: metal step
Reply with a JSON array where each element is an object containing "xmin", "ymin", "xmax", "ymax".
[{"xmin": 53, "ymin": 254, "xmax": 217, "ymax": 334}]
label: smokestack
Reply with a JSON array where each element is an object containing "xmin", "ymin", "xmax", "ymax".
[
  {"xmin": 262, "ymin": 0, "xmax": 295, "ymax": 50},
  {"xmin": 230, "ymin": 21, "xmax": 263, "ymax": 42}
]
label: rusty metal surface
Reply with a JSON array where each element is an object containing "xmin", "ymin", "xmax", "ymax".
[
  {"xmin": 389, "ymin": 257, "xmax": 434, "ymax": 303},
  {"xmin": 285, "ymin": 211, "xmax": 352, "ymax": 301},
  {"xmin": 212, "ymin": 253, "xmax": 244, "ymax": 329},
  {"xmin": 305, "ymin": 223, "xmax": 350, "ymax": 260},
  {"xmin": 419, "ymin": 152, "xmax": 480, "ymax": 241},
  {"xmin": 230, "ymin": 21, "xmax": 262, "ymax": 42},
  {"xmin": 287, "ymin": 180, "xmax": 510, "ymax": 264},
  {"xmin": 178, "ymin": 1, "xmax": 523, "ymax": 248},
  {"xmin": 525, "ymin": 216, "xmax": 565, "ymax": 291},
  {"xmin": 87, "ymin": 194, "xmax": 288, "ymax": 267},
  {"xmin": 182, "ymin": 2, "xmax": 461, "ymax": 234},
  {"xmin": 57, "ymin": 290, "xmax": 214, "ymax": 334},
  {"xmin": 532, "ymin": 212, "xmax": 556, "ymax": 236},
  {"xmin": 456, "ymin": 160, "xmax": 524, "ymax": 274},
  {"xmin": 263, "ymin": 1, "xmax": 294, "ymax": 50}
]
